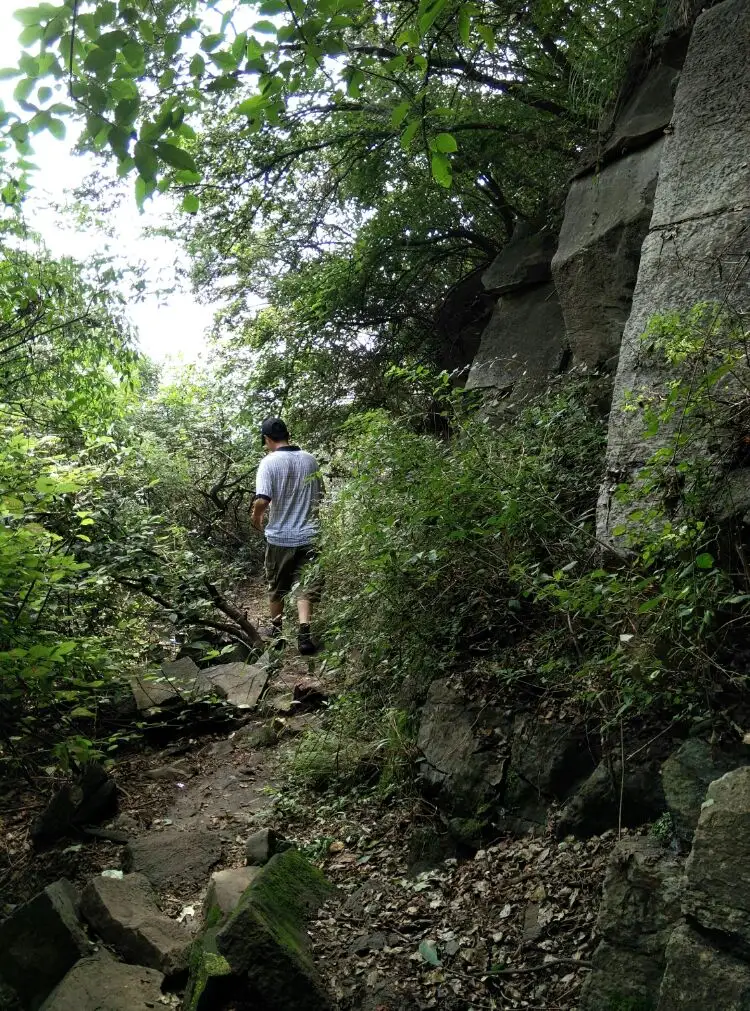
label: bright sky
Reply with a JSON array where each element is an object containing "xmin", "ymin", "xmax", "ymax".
[{"xmin": 0, "ymin": 5, "xmax": 214, "ymax": 365}]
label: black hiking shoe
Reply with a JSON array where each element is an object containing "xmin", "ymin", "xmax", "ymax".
[
  {"xmin": 297, "ymin": 624, "xmax": 318, "ymax": 656},
  {"xmin": 259, "ymin": 620, "xmax": 284, "ymax": 644}
]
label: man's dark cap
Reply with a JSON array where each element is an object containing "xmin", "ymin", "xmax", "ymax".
[{"xmin": 261, "ymin": 417, "xmax": 289, "ymax": 445}]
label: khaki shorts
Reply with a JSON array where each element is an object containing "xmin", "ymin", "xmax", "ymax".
[{"xmin": 264, "ymin": 543, "xmax": 322, "ymax": 604}]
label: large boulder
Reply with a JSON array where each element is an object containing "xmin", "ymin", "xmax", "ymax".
[
  {"xmin": 214, "ymin": 848, "xmax": 334, "ymax": 1010},
  {"xmin": 435, "ymin": 266, "xmax": 494, "ymax": 381},
  {"xmin": 0, "ymin": 879, "xmax": 91, "ymax": 1009},
  {"xmin": 203, "ymin": 867, "xmax": 261, "ymax": 925},
  {"xmin": 81, "ymin": 872, "xmax": 192, "ymax": 975},
  {"xmin": 464, "ymin": 281, "xmax": 567, "ymax": 407},
  {"xmin": 682, "ymin": 765, "xmax": 750, "ymax": 944},
  {"xmin": 657, "ymin": 924, "xmax": 750, "ymax": 1011},
  {"xmin": 129, "ymin": 656, "xmax": 205, "ymax": 711},
  {"xmin": 598, "ymin": 0, "xmax": 750, "ymax": 544},
  {"xmin": 502, "ymin": 716, "xmax": 597, "ymax": 830},
  {"xmin": 39, "ymin": 953, "xmax": 164, "ymax": 1011},
  {"xmin": 31, "ymin": 762, "xmax": 118, "ymax": 845},
  {"xmin": 661, "ymin": 738, "xmax": 745, "ymax": 842},
  {"xmin": 124, "ymin": 827, "xmax": 222, "ymax": 891},
  {"xmin": 580, "ymin": 838, "xmax": 683, "ymax": 1011},
  {"xmin": 556, "ymin": 758, "xmax": 666, "ymax": 838},
  {"xmin": 200, "ymin": 661, "xmax": 270, "ymax": 710},
  {"xmin": 417, "ymin": 678, "xmax": 511, "ymax": 818}
]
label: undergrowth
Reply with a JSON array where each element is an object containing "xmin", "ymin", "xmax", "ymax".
[{"xmin": 307, "ymin": 316, "xmax": 750, "ymax": 785}]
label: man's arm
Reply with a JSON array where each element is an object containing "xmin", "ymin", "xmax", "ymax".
[{"xmin": 251, "ymin": 494, "xmax": 270, "ymax": 531}]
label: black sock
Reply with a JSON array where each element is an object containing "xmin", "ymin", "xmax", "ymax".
[{"xmin": 299, "ymin": 623, "xmax": 310, "ymax": 633}]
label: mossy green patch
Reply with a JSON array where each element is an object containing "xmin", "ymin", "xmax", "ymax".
[{"xmin": 183, "ymin": 928, "xmax": 233, "ymax": 1011}]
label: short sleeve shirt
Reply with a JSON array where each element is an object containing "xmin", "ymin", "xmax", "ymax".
[{"xmin": 255, "ymin": 447, "xmax": 322, "ymax": 547}]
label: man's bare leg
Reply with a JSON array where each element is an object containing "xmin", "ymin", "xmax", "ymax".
[{"xmin": 297, "ymin": 597, "xmax": 312, "ymax": 625}]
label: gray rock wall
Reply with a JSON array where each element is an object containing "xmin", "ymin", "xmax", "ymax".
[{"xmin": 597, "ymin": 0, "xmax": 750, "ymax": 544}]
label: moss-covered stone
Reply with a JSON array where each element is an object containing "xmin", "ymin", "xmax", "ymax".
[
  {"xmin": 215, "ymin": 849, "xmax": 334, "ymax": 1011},
  {"xmin": 182, "ymin": 928, "xmax": 233, "ymax": 1011}
]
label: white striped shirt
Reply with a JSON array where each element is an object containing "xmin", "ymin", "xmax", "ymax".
[{"xmin": 255, "ymin": 447, "xmax": 322, "ymax": 547}]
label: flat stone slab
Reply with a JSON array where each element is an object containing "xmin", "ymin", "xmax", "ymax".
[
  {"xmin": 201, "ymin": 662, "xmax": 270, "ymax": 710},
  {"xmin": 81, "ymin": 872, "xmax": 192, "ymax": 975},
  {"xmin": 39, "ymin": 954, "xmax": 164, "ymax": 1011},
  {"xmin": 124, "ymin": 827, "xmax": 222, "ymax": 891},
  {"xmin": 0, "ymin": 879, "xmax": 91, "ymax": 1009}
]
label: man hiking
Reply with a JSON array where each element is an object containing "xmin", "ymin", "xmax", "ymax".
[{"xmin": 251, "ymin": 417, "xmax": 322, "ymax": 655}]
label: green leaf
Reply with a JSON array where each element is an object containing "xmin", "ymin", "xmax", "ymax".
[
  {"xmin": 122, "ymin": 40, "xmax": 145, "ymax": 68},
  {"xmin": 432, "ymin": 131, "xmax": 457, "ymax": 153},
  {"xmin": 181, "ymin": 192, "xmax": 200, "ymax": 213},
  {"xmin": 458, "ymin": 5, "xmax": 471, "ymax": 44},
  {"xmin": 155, "ymin": 142, "xmax": 197, "ymax": 173},
  {"xmin": 83, "ymin": 46, "xmax": 116, "ymax": 73},
  {"xmin": 346, "ymin": 69, "xmax": 364, "ymax": 98},
  {"xmin": 400, "ymin": 119, "xmax": 420, "ymax": 150},
  {"xmin": 431, "ymin": 151, "xmax": 452, "ymax": 187},
  {"xmin": 418, "ymin": 939, "xmax": 441, "ymax": 966},
  {"xmin": 134, "ymin": 139, "xmax": 158, "ymax": 180},
  {"xmin": 253, "ymin": 20, "xmax": 278, "ymax": 34},
  {"xmin": 201, "ymin": 33, "xmax": 223, "ymax": 52},
  {"xmin": 13, "ymin": 78, "xmax": 35, "ymax": 103},
  {"xmin": 476, "ymin": 23, "xmax": 495, "ymax": 49},
  {"xmin": 391, "ymin": 101, "xmax": 410, "ymax": 128},
  {"xmin": 695, "ymin": 553, "xmax": 714, "ymax": 569},
  {"xmin": 97, "ymin": 29, "xmax": 130, "ymax": 50},
  {"xmin": 48, "ymin": 117, "xmax": 66, "ymax": 139},
  {"xmin": 190, "ymin": 53, "xmax": 206, "ymax": 76}
]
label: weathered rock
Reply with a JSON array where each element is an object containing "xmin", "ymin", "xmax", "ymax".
[
  {"xmin": 435, "ymin": 265, "xmax": 493, "ymax": 381},
  {"xmin": 200, "ymin": 661, "xmax": 270, "ymax": 710},
  {"xmin": 552, "ymin": 140, "xmax": 663, "ymax": 371},
  {"xmin": 145, "ymin": 760, "xmax": 194, "ymax": 782},
  {"xmin": 31, "ymin": 762, "xmax": 118, "ymax": 845},
  {"xmin": 556, "ymin": 758, "xmax": 665, "ymax": 837},
  {"xmin": 39, "ymin": 953, "xmax": 164, "ymax": 1011},
  {"xmin": 246, "ymin": 827, "xmax": 287, "ymax": 866},
  {"xmin": 417, "ymin": 678, "xmax": 510, "ymax": 817},
  {"xmin": 503, "ymin": 717, "xmax": 597, "ymax": 829},
  {"xmin": 465, "ymin": 281, "xmax": 567, "ymax": 406},
  {"xmin": 604, "ymin": 62, "xmax": 681, "ymax": 158},
  {"xmin": 203, "ymin": 867, "xmax": 261, "ymax": 924},
  {"xmin": 130, "ymin": 656, "xmax": 204, "ymax": 711},
  {"xmin": 81, "ymin": 872, "xmax": 192, "ymax": 975},
  {"xmin": 599, "ymin": 0, "xmax": 750, "ymax": 543},
  {"xmin": 683, "ymin": 765, "xmax": 750, "ymax": 944},
  {"xmin": 124, "ymin": 827, "xmax": 222, "ymax": 890},
  {"xmin": 580, "ymin": 838, "xmax": 683, "ymax": 1011},
  {"xmin": 662, "ymin": 738, "xmax": 744, "ymax": 841},
  {"xmin": 657, "ymin": 924, "xmax": 750, "ymax": 1011},
  {"xmin": 216, "ymin": 848, "xmax": 334, "ymax": 1010},
  {"xmin": 481, "ymin": 229, "xmax": 557, "ymax": 295},
  {"xmin": 0, "ymin": 879, "xmax": 91, "ymax": 1009}
]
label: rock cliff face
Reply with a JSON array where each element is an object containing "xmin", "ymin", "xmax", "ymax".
[{"xmin": 597, "ymin": 0, "xmax": 750, "ymax": 543}]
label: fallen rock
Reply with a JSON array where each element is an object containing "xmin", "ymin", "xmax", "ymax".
[
  {"xmin": 201, "ymin": 661, "xmax": 270, "ymax": 710},
  {"xmin": 292, "ymin": 678, "xmax": 328, "ymax": 710},
  {"xmin": 31, "ymin": 762, "xmax": 118, "ymax": 845},
  {"xmin": 216, "ymin": 848, "xmax": 334, "ymax": 1010},
  {"xmin": 657, "ymin": 923, "xmax": 750, "ymax": 1010},
  {"xmin": 683, "ymin": 765, "xmax": 750, "ymax": 944},
  {"xmin": 580, "ymin": 837, "xmax": 683, "ymax": 1011},
  {"xmin": 556, "ymin": 758, "xmax": 665, "ymax": 837},
  {"xmin": 0, "ymin": 879, "xmax": 91, "ymax": 1009},
  {"xmin": 39, "ymin": 953, "xmax": 164, "ymax": 1011},
  {"xmin": 130, "ymin": 656, "xmax": 204, "ymax": 711},
  {"xmin": 661, "ymin": 738, "xmax": 743, "ymax": 842},
  {"xmin": 145, "ymin": 761, "xmax": 194, "ymax": 783},
  {"xmin": 124, "ymin": 827, "xmax": 222, "ymax": 890},
  {"xmin": 81, "ymin": 872, "xmax": 192, "ymax": 975},
  {"xmin": 245, "ymin": 827, "xmax": 288, "ymax": 866},
  {"xmin": 203, "ymin": 867, "xmax": 262, "ymax": 924}
]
